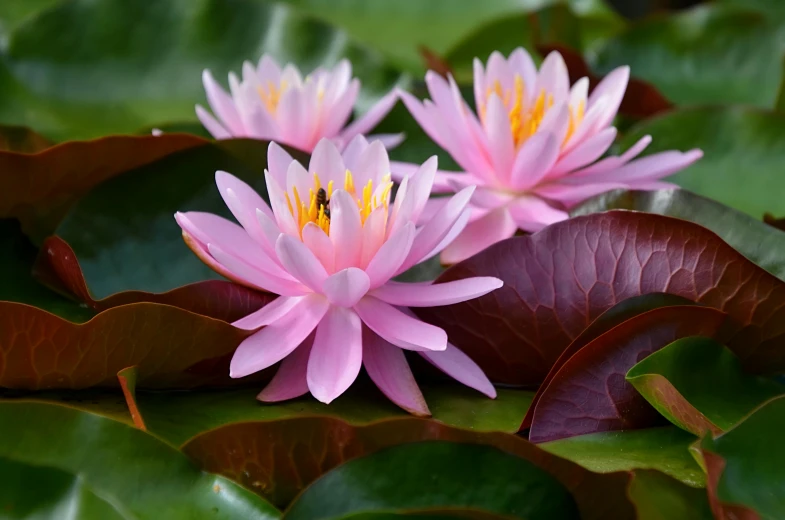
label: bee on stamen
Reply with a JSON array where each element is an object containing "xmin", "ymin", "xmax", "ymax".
[{"xmin": 316, "ymin": 187, "xmax": 331, "ymax": 219}]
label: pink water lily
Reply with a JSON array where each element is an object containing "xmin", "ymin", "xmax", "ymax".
[
  {"xmin": 197, "ymin": 54, "xmax": 401, "ymax": 152},
  {"xmin": 175, "ymin": 137, "xmax": 501, "ymax": 415},
  {"xmin": 396, "ymin": 48, "xmax": 703, "ymax": 263}
]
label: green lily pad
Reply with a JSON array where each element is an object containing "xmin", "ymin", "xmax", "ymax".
[
  {"xmin": 571, "ymin": 189, "xmax": 785, "ymax": 282},
  {"xmin": 539, "ymin": 427, "xmax": 705, "ymax": 488},
  {"xmin": 628, "ymin": 470, "xmax": 713, "ymax": 520},
  {"xmin": 0, "ymin": 401, "xmax": 280, "ymax": 519},
  {"xmin": 618, "ymin": 106, "xmax": 785, "ymax": 219},
  {"xmin": 627, "ymin": 337, "xmax": 785, "ymax": 436},
  {"xmin": 284, "ymin": 441, "xmax": 580, "ymax": 520}
]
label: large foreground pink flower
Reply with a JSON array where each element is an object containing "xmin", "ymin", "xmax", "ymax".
[
  {"xmin": 197, "ymin": 55, "xmax": 401, "ymax": 152},
  {"xmin": 175, "ymin": 137, "xmax": 501, "ymax": 415},
  {"xmin": 397, "ymin": 48, "xmax": 703, "ymax": 263}
]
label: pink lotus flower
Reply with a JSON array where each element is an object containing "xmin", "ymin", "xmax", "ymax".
[
  {"xmin": 397, "ymin": 48, "xmax": 703, "ymax": 263},
  {"xmin": 175, "ymin": 137, "xmax": 502, "ymax": 415},
  {"xmin": 197, "ymin": 55, "xmax": 401, "ymax": 152}
]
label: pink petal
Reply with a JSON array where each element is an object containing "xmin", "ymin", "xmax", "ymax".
[
  {"xmin": 387, "ymin": 176, "xmax": 415, "ymax": 237},
  {"xmin": 536, "ymin": 52, "xmax": 570, "ymax": 102},
  {"xmin": 341, "ymin": 134, "xmax": 369, "ymax": 172},
  {"xmin": 440, "ymin": 206, "xmax": 517, "ymax": 264},
  {"xmin": 576, "ymin": 149, "xmax": 703, "ymax": 185},
  {"xmin": 370, "ymin": 277, "xmax": 503, "ymax": 307},
  {"xmin": 302, "ymin": 222, "xmax": 335, "ymax": 272},
  {"xmin": 407, "ymin": 156, "xmax": 438, "ymax": 222},
  {"xmin": 473, "ymin": 58, "xmax": 486, "ymax": 112},
  {"xmin": 322, "ymin": 59, "xmax": 351, "ymax": 107},
  {"xmin": 277, "ymin": 87, "xmax": 308, "ymax": 148},
  {"xmin": 587, "ymin": 66, "xmax": 629, "ymax": 131},
  {"xmin": 321, "ymin": 79, "xmax": 360, "ymax": 139},
  {"xmin": 534, "ymin": 181, "xmax": 626, "ymax": 207},
  {"xmin": 509, "ymin": 133, "xmax": 560, "ymax": 190},
  {"xmin": 562, "ymin": 96, "xmax": 610, "ymax": 152},
  {"xmin": 341, "ymin": 88, "xmax": 399, "ymax": 143},
  {"xmin": 397, "ymin": 187, "xmax": 474, "ymax": 273},
  {"xmin": 550, "ymin": 127, "xmax": 617, "ymax": 177},
  {"xmin": 233, "ymin": 295, "xmax": 303, "ymax": 330},
  {"xmin": 323, "ymin": 267, "xmax": 370, "ymax": 307},
  {"xmin": 307, "ymin": 306, "xmax": 363, "ymax": 403},
  {"xmin": 309, "ymin": 139, "xmax": 347, "ymax": 187},
  {"xmin": 285, "ymin": 160, "xmax": 313, "ymax": 206},
  {"xmin": 267, "ymin": 142, "xmax": 294, "ymax": 188},
  {"xmin": 265, "ymin": 172, "xmax": 300, "ymax": 237},
  {"xmin": 202, "ymin": 70, "xmax": 242, "ymax": 134},
  {"xmin": 486, "ymin": 51, "xmax": 513, "ymax": 91},
  {"xmin": 420, "ymin": 343, "xmax": 496, "ymax": 398},
  {"xmin": 215, "ymin": 171, "xmax": 275, "ymax": 250},
  {"xmin": 354, "ymin": 296, "xmax": 447, "ymax": 351},
  {"xmin": 257, "ymin": 54, "xmax": 282, "ymax": 83},
  {"xmin": 508, "ymin": 48, "xmax": 538, "ymax": 104},
  {"xmin": 330, "ymin": 190, "xmax": 363, "ymax": 271},
  {"xmin": 571, "ymin": 134, "xmax": 652, "ymax": 177},
  {"xmin": 275, "ymin": 234, "xmax": 329, "ymax": 292},
  {"xmin": 389, "ymin": 161, "xmax": 466, "ymax": 194},
  {"xmin": 365, "ymin": 222, "xmax": 415, "ymax": 288},
  {"xmin": 367, "ymin": 133, "xmax": 406, "ymax": 150},
  {"xmin": 355, "ymin": 140, "xmax": 390, "ymax": 188},
  {"xmin": 256, "ymin": 333, "xmax": 313, "ymax": 402},
  {"xmin": 255, "ymin": 208, "xmax": 285, "ymax": 259},
  {"xmin": 209, "ymin": 243, "xmax": 309, "ymax": 296},
  {"xmin": 483, "ymin": 93, "xmax": 515, "ymax": 181},
  {"xmin": 507, "ymin": 195, "xmax": 569, "ymax": 232},
  {"xmin": 421, "ymin": 208, "xmax": 472, "ymax": 262},
  {"xmin": 363, "ymin": 328, "xmax": 430, "ymax": 416},
  {"xmin": 537, "ymin": 102, "xmax": 571, "ymax": 147},
  {"xmin": 196, "ymin": 105, "xmax": 231, "ymax": 139},
  {"xmin": 230, "ymin": 293, "xmax": 329, "ymax": 378},
  {"xmin": 398, "ymin": 88, "xmax": 441, "ymax": 143}
]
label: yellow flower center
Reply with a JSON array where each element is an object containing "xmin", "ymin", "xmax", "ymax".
[
  {"xmin": 257, "ymin": 80, "xmax": 288, "ymax": 113},
  {"xmin": 481, "ymin": 74, "xmax": 586, "ymax": 148},
  {"xmin": 284, "ymin": 171, "xmax": 393, "ymax": 236}
]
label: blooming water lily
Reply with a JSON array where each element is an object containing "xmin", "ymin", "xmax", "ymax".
[
  {"xmin": 397, "ymin": 48, "xmax": 703, "ymax": 263},
  {"xmin": 198, "ymin": 55, "xmax": 401, "ymax": 152},
  {"xmin": 175, "ymin": 138, "xmax": 502, "ymax": 415}
]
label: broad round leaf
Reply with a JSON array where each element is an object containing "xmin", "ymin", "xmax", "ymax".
[
  {"xmin": 283, "ymin": 441, "xmax": 580, "ymax": 520},
  {"xmin": 627, "ymin": 470, "xmax": 713, "ymax": 520},
  {"xmin": 0, "ymin": 401, "xmax": 280, "ymax": 519},
  {"xmin": 417, "ymin": 211, "xmax": 785, "ymax": 385},
  {"xmin": 627, "ymin": 337, "xmax": 785, "ymax": 436}
]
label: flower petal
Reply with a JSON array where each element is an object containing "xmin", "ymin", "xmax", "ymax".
[
  {"xmin": 267, "ymin": 142, "xmax": 295, "ymax": 187},
  {"xmin": 302, "ymin": 222, "xmax": 335, "ymax": 272},
  {"xmin": 233, "ymin": 295, "xmax": 304, "ymax": 330},
  {"xmin": 320, "ymin": 79, "xmax": 360, "ymax": 139},
  {"xmin": 360, "ymin": 206, "xmax": 388, "ymax": 268},
  {"xmin": 275, "ymin": 234, "xmax": 330, "ymax": 292},
  {"xmin": 371, "ymin": 277, "xmax": 503, "ymax": 307},
  {"xmin": 307, "ymin": 306, "xmax": 363, "ymax": 403},
  {"xmin": 575, "ymin": 149, "xmax": 703, "ymax": 185},
  {"xmin": 310, "ymin": 139, "xmax": 347, "ymax": 188},
  {"xmin": 341, "ymin": 134, "xmax": 369, "ymax": 173},
  {"xmin": 365, "ymin": 222, "xmax": 415, "ymax": 288},
  {"xmin": 277, "ymin": 87, "xmax": 308, "ymax": 149},
  {"xmin": 230, "ymin": 293, "xmax": 329, "ymax": 378},
  {"xmin": 484, "ymin": 93, "xmax": 515, "ymax": 180},
  {"xmin": 509, "ymin": 133, "xmax": 561, "ymax": 190},
  {"xmin": 534, "ymin": 181, "xmax": 626, "ymax": 207},
  {"xmin": 202, "ymin": 70, "xmax": 242, "ymax": 134},
  {"xmin": 196, "ymin": 105, "xmax": 231, "ymax": 139},
  {"xmin": 440, "ymin": 206, "xmax": 517, "ymax": 264},
  {"xmin": 323, "ymin": 267, "xmax": 370, "ymax": 307},
  {"xmin": 571, "ymin": 135, "xmax": 653, "ymax": 177},
  {"xmin": 587, "ymin": 65, "xmax": 629, "ymax": 131},
  {"xmin": 341, "ymin": 88, "xmax": 399, "ymax": 143},
  {"xmin": 209, "ymin": 243, "xmax": 309, "ymax": 296},
  {"xmin": 330, "ymin": 189, "xmax": 363, "ymax": 271},
  {"xmin": 215, "ymin": 171, "xmax": 275, "ymax": 249},
  {"xmin": 536, "ymin": 51, "xmax": 570, "ymax": 102},
  {"xmin": 507, "ymin": 195, "xmax": 568, "ymax": 232},
  {"xmin": 256, "ymin": 334, "xmax": 314, "ymax": 402},
  {"xmin": 364, "ymin": 328, "xmax": 430, "ymax": 416},
  {"xmin": 420, "ymin": 343, "xmax": 496, "ymax": 398},
  {"xmin": 550, "ymin": 127, "xmax": 617, "ymax": 177},
  {"xmin": 355, "ymin": 139, "xmax": 390, "ymax": 188},
  {"xmin": 354, "ymin": 296, "xmax": 447, "ymax": 352}
]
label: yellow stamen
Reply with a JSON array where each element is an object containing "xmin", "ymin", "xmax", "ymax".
[
  {"xmin": 344, "ymin": 170, "xmax": 355, "ymax": 194},
  {"xmin": 564, "ymin": 99, "xmax": 586, "ymax": 145},
  {"xmin": 257, "ymin": 80, "xmax": 288, "ymax": 113}
]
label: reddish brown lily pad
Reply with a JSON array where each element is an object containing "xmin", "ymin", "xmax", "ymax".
[
  {"xmin": 0, "ymin": 124, "xmax": 53, "ymax": 153},
  {"xmin": 0, "ymin": 301, "xmax": 265, "ymax": 390},
  {"xmin": 0, "ymin": 133, "xmax": 206, "ymax": 240},
  {"xmin": 182, "ymin": 416, "xmax": 636, "ymax": 520},
  {"xmin": 33, "ymin": 235, "xmax": 273, "ymax": 322},
  {"xmin": 527, "ymin": 305, "xmax": 726, "ymax": 442},
  {"xmin": 417, "ymin": 211, "xmax": 785, "ymax": 386}
]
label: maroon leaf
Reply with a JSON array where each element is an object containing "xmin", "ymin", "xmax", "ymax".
[
  {"xmin": 417, "ymin": 211, "xmax": 785, "ymax": 386},
  {"xmin": 521, "ymin": 293, "xmax": 697, "ymax": 430},
  {"xmin": 181, "ymin": 416, "xmax": 636, "ymax": 519},
  {"xmin": 33, "ymin": 235, "xmax": 273, "ymax": 322},
  {"xmin": 527, "ymin": 305, "xmax": 726, "ymax": 442}
]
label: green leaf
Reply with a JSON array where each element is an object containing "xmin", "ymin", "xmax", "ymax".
[
  {"xmin": 0, "ymin": 456, "xmax": 126, "ymax": 519},
  {"xmin": 591, "ymin": 5, "xmax": 785, "ymax": 108},
  {"xmin": 53, "ymin": 139, "xmax": 298, "ymax": 298},
  {"xmin": 0, "ymin": 0, "xmax": 401, "ymax": 141},
  {"xmin": 0, "ymin": 219, "xmax": 94, "ymax": 322},
  {"xmin": 539, "ymin": 427, "xmax": 705, "ymax": 487},
  {"xmin": 627, "ymin": 470, "xmax": 713, "ymax": 520},
  {"xmin": 0, "ymin": 123, "xmax": 52, "ymax": 152},
  {"xmin": 278, "ymin": 0, "xmax": 621, "ymax": 73},
  {"xmin": 700, "ymin": 395, "xmax": 785, "ymax": 519},
  {"xmin": 617, "ymin": 106, "xmax": 785, "ymax": 218},
  {"xmin": 134, "ymin": 384, "xmax": 533, "ymax": 447},
  {"xmin": 571, "ymin": 189, "xmax": 785, "ymax": 282},
  {"xmin": 284, "ymin": 441, "xmax": 580, "ymax": 520},
  {"xmin": 627, "ymin": 337, "xmax": 785, "ymax": 436},
  {"xmin": 0, "ymin": 401, "xmax": 280, "ymax": 519}
]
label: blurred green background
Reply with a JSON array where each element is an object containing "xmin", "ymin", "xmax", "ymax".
[{"xmin": 1, "ymin": 0, "xmax": 783, "ymax": 218}]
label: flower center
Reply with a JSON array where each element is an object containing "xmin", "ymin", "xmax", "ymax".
[
  {"xmin": 284, "ymin": 171, "xmax": 393, "ymax": 237},
  {"xmin": 482, "ymin": 75, "xmax": 585, "ymax": 149},
  {"xmin": 257, "ymin": 80, "xmax": 288, "ymax": 113}
]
